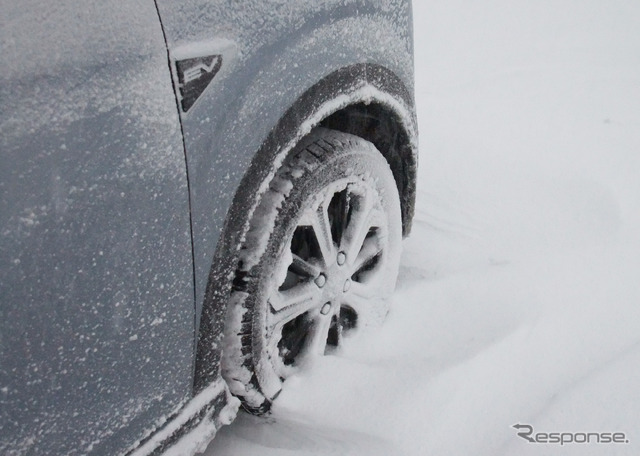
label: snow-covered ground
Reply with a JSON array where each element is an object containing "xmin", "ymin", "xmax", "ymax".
[{"xmin": 205, "ymin": 1, "xmax": 640, "ymax": 454}]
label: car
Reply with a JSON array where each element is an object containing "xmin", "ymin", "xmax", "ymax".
[{"xmin": 0, "ymin": 1, "xmax": 417, "ymax": 454}]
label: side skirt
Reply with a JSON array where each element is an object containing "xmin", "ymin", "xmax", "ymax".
[{"xmin": 125, "ymin": 379, "xmax": 239, "ymax": 456}]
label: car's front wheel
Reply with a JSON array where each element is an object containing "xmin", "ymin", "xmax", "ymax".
[{"xmin": 222, "ymin": 128, "xmax": 402, "ymax": 412}]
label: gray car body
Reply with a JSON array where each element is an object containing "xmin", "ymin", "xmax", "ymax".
[{"xmin": 0, "ymin": 1, "xmax": 417, "ymax": 454}]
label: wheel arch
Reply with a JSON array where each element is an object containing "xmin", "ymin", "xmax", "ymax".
[
  {"xmin": 320, "ymin": 98, "xmax": 417, "ymax": 237},
  {"xmin": 194, "ymin": 62, "xmax": 417, "ymax": 394}
]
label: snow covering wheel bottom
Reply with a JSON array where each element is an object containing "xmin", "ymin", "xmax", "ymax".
[{"xmin": 222, "ymin": 127, "xmax": 402, "ymax": 413}]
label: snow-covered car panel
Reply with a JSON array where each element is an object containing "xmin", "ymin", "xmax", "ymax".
[
  {"xmin": 0, "ymin": 0, "xmax": 416, "ymax": 454},
  {"xmin": 0, "ymin": 1, "xmax": 195, "ymax": 455}
]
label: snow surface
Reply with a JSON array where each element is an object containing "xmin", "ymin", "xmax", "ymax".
[{"xmin": 204, "ymin": 1, "xmax": 640, "ymax": 455}]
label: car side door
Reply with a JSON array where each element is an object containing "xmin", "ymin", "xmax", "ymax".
[{"xmin": 0, "ymin": 1, "xmax": 195, "ymax": 454}]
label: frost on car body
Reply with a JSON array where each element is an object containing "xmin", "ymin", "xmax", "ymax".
[{"xmin": 0, "ymin": 0, "xmax": 417, "ymax": 454}]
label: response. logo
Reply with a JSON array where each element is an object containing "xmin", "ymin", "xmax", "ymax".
[{"xmin": 512, "ymin": 423, "xmax": 630, "ymax": 446}]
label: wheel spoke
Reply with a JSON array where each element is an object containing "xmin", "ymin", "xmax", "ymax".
[
  {"xmin": 341, "ymin": 291, "xmax": 377, "ymax": 325},
  {"xmin": 305, "ymin": 314, "xmax": 333, "ymax": 357},
  {"xmin": 342, "ymin": 292, "xmax": 367, "ymax": 312},
  {"xmin": 269, "ymin": 281, "xmax": 321, "ymax": 325},
  {"xmin": 340, "ymin": 191, "xmax": 376, "ymax": 263},
  {"xmin": 351, "ymin": 234, "xmax": 384, "ymax": 275},
  {"xmin": 348, "ymin": 279, "xmax": 380, "ymax": 300},
  {"xmin": 289, "ymin": 254, "xmax": 321, "ymax": 278},
  {"xmin": 309, "ymin": 201, "xmax": 336, "ymax": 264}
]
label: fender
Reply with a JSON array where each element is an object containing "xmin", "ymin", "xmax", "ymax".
[
  {"xmin": 194, "ymin": 62, "xmax": 417, "ymax": 391},
  {"xmin": 154, "ymin": 0, "xmax": 417, "ymax": 391}
]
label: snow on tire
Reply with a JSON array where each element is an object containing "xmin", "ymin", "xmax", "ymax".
[{"xmin": 222, "ymin": 127, "xmax": 402, "ymax": 413}]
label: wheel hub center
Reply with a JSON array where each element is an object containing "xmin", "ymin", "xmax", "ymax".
[{"xmin": 317, "ymin": 253, "xmax": 352, "ymax": 303}]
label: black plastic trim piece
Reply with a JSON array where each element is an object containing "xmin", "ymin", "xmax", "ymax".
[{"xmin": 176, "ymin": 55, "xmax": 223, "ymax": 112}]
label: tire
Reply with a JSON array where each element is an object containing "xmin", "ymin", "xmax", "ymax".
[{"xmin": 222, "ymin": 127, "xmax": 402, "ymax": 413}]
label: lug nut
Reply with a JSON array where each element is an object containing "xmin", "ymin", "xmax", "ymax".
[
  {"xmin": 320, "ymin": 302, "xmax": 332, "ymax": 315},
  {"xmin": 337, "ymin": 251, "xmax": 346, "ymax": 266},
  {"xmin": 343, "ymin": 279, "xmax": 351, "ymax": 292},
  {"xmin": 314, "ymin": 274, "xmax": 326, "ymax": 288}
]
